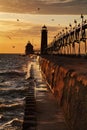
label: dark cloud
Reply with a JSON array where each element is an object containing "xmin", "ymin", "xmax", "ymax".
[{"xmin": 0, "ymin": 0, "xmax": 87, "ymax": 14}]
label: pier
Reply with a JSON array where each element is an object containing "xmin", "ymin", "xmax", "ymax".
[
  {"xmin": 22, "ymin": 65, "xmax": 37, "ymax": 130},
  {"xmin": 22, "ymin": 15, "xmax": 87, "ymax": 130},
  {"xmin": 22, "ymin": 54, "xmax": 87, "ymax": 130},
  {"xmin": 22, "ymin": 58, "xmax": 68, "ymax": 130},
  {"xmin": 46, "ymin": 15, "xmax": 87, "ymax": 56},
  {"xmin": 39, "ymin": 55, "xmax": 87, "ymax": 130}
]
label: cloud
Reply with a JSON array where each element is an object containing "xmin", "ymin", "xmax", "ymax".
[
  {"xmin": 0, "ymin": 19, "xmax": 40, "ymax": 42},
  {"xmin": 0, "ymin": 20, "xmax": 34, "ymax": 34},
  {"xmin": 0, "ymin": 20, "xmax": 41, "ymax": 41},
  {"xmin": 0, "ymin": 0, "xmax": 87, "ymax": 14},
  {"xmin": 0, "ymin": 19, "xmax": 61, "ymax": 49},
  {"xmin": 40, "ymin": 0, "xmax": 74, "ymax": 4}
]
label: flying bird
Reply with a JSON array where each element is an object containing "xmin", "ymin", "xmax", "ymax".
[
  {"xmin": 37, "ymin": 8, "xmax": 40, "ymax": 11},
  {"xmin": 7, "ymin": 36, "xmax": 12, "ymax": 40},
  {"xmin": 12, "ymin": 46, "xmax": 15, "ymax": 48},
  {"xmin": 17, "ymin": 19, "xmax": 19, "ymax": 21},
  {"xmin": 51, "ymin": 19, "xmax": 54, "ymax": 21}
]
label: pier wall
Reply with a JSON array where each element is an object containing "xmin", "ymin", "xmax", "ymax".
[{"xmin": 39, "ymin": 56, "xmax": 87, "ymax": 130}]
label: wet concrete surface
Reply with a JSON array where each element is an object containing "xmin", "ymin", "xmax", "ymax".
[{"xmin": 32, "ymin": 57, "xmax": 68, "ymax": 130}]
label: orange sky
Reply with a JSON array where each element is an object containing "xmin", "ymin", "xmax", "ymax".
[
  {"xmin": 0, "ymin": 13, "xmax": 64, "ymax": 54},
  {"xmin": 0, "ymin": 13, "xmax": 87, "ymax": 54},
  {"xmin": 0, "ymin": 0, "xmax": 87, "ymax": 54}
]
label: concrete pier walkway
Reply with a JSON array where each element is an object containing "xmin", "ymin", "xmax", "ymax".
[
  {"xmin": 36, "ymin": 81, "xmax": 68, "ymax": 130},
  {"xmin": 27, "ymin": 57, "xmax": 68, "ymax": 130}
]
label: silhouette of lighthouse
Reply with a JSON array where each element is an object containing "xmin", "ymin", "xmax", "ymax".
[{"xmin": 41, "ymin": 25, "xmax": 48, "ymax": 54}]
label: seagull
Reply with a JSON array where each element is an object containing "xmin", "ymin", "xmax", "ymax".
[
  {"xmin": 12, "ymin": 46, "xmax": 15, "ymax": 48},
  {"xmin": 7, "ymin": 36, "xmax": 12, "ymax": 40},
  {"xmin": 17, "ymin": 19, "xmax": 19, "ymax": 21},
  {"xmin": 37, "ymin": 8, "xmax": 40, "ymax": 11},
  {"xmin": 51, "ymin": 19, "xmax": 54, "ymax": 21}
]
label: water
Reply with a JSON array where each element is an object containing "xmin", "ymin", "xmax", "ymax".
[{"xmin": 0, "ymin": 54, "xmax": 33, "ymax": 130}]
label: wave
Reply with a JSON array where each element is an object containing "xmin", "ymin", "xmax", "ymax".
[
  {"xmin": 0, "ymin": 86, "xmax": 28, "ymax": 101},
  {"xmin": 0, "ymin": 71, "xmax": 26, "ymax": 78},
  {"xmin": 0, "ymin": 86, "xmax": 28, "ymax": 92},
  {"xmin": 0, "ymin": 103, "xmax": 24, "ymax": 111},
  {"xmin": 0, "ymin": 54, "xmax": 31, "ymax": 130},
  {"xmin": 0, "ymin": 118, "xmax": 23, "ymax": 130}
]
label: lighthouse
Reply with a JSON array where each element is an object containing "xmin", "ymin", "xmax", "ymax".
[{"xmin": 41, "ymin": 25, "xmax": 48, "ymax": 54}]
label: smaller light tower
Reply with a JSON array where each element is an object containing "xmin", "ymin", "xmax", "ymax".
[{"xmin": 41, "ymin": 25, "xmax": 48, "ymax": 54}]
